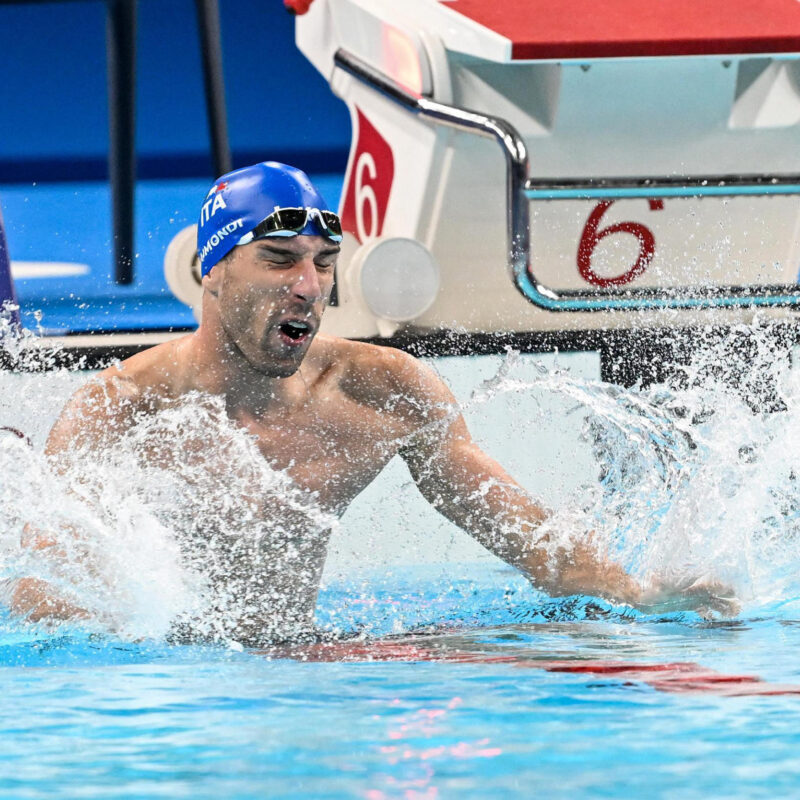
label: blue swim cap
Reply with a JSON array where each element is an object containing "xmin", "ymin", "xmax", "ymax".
[{"xmin": 196, "ymin": 161, "xmax": 334, "ymax": 276}]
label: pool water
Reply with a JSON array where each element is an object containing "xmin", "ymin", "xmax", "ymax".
[
  {"xmin": 3, "ymin": 590, "xmax": 800, "ymax": 799},
  {"xmin": 3, "ymin": 330, "xmax": 800, "ymax": 797}
]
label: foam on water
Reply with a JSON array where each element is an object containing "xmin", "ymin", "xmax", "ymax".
[{"xmin": 0, "ymin": 313, "xmax": 798, "ymax": 645}]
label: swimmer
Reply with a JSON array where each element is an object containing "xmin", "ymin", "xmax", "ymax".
[{"xmin": 10, "ymin": 162, "xmax": 737, "ymax": 639}]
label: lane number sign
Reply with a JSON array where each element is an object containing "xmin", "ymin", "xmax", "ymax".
[
  {"xmin": 530, "ymin": 194, "xmax": 800, "ymax": 291},
  {"xmin": 578, "ymin": 199, "xmax": 664, "ymax": 287},
  {"xmin": 340, "ymin": 109, "xmax": 394, "ymax": 245}
]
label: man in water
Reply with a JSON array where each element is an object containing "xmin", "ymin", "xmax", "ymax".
[{"xmin": 11, "ymin": 162, "xmax": 733, "ymax": 640}]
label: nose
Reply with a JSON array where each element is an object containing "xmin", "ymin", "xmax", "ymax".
[{"xmin": 290, "ymin": 256, "xmax": 324, "ymax": 303}]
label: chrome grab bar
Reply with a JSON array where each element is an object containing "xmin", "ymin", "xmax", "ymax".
[
  {"xmin": 334, "ymin": 48, "xmax": 800, "ymax": 312},
  {"xmin": 528, "ymin": 175, "xmax": 800, "ymax": 200}
]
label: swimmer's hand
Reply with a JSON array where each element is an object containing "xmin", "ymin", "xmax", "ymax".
[
  {"xmin": 541, "ymin": 541, "xmax": 739, "ymax": 618},
  {"xmin": 9, "ymin": 576, "xmax": 91, "ymax": 623},
  {"xmin": 635, "ymin": 576, "xmax": 741, "ymax": 619},
  {"xmin": 9, "ymin": 523, "xmax": 93, "ymax": 623}
]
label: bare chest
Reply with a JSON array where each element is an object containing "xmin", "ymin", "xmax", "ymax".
[{"xmin": 234, "ymin": 399, "xmax": 409, "ymax": 513}]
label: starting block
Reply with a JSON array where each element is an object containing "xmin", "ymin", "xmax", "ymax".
[{"xmin": 295, "ymin": 0, "xmax": 800, "ymax": 341}]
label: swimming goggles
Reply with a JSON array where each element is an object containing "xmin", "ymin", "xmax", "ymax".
[{"xmin": 237, "ymin": 206, "xmax": 343, "ymax": 245}]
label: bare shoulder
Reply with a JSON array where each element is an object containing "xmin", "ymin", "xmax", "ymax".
[
  {"xmin": 101, "ymin": 335, "xmax": 191, "ymax": 399},
  {"xmin": 46, "ymin": 336, "xmax": 189, "ymax": 457},
  {"xmin": 317, "ymin": 335, "xmax": 457, "ymax": 423}
]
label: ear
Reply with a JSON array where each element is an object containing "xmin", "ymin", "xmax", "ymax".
[{"xmin": 202, "ymin": 261, "xmax": 224, "ymax": 297}]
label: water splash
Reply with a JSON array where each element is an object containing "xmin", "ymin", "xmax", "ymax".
[
  {"xmin": 0, "ymin": 318, "xmax": 340, "ymax": 644},
  {"xmin": 465, "ymin": 323, "xmax": 800, "ymax": 611},
  {"xmin": 0, "ymin": 319, "xmax": 798, "ymax": 645}
]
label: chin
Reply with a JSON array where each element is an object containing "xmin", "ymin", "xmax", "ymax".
[
  {"xmin": 232, "ymin": 334, "xmax": 308, "ymax": 378},
  {"xmin": 265, "ymin": 362, "xmax": 301, "ymax": 378},
  {"xmin": 252, "ymin": 352, "xmax": 304, "ymax": 378}
]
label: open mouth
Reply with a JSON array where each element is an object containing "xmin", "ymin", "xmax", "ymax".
[{"xmin": 278, "ymin": 319, "xmax": 313, "ymax": 343}]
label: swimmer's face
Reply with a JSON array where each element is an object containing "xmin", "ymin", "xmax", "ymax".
[{"xmin": 206, "ymin": 235, "xmax": 338, "ymax": 377}]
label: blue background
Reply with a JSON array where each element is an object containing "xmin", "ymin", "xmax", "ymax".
[
  {"xmin": 0, "ymin": 0, "xmax": 351, "ymax": 181},
  {"xmin": 0, "ymin": 0, "xmax": 351, "ymax": 332}
]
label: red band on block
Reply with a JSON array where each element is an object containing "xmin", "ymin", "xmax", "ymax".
[
  {"xmin": 444, "ymin": 0, "xmax": 800, "ymax": 60},
  {"xmin": 284, "ymin": 0, "xmax": 314, "ymax": 15}
]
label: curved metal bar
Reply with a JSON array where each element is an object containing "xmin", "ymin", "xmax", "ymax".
[{"xmin": 334, "ymin": 48, "xmax": 800, "ymax": 312}]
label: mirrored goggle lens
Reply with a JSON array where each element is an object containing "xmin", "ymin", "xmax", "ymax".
[
  {"xmin": 318, "ymin": 210, "xmax": 343, "ymax": 241},
  {"xmin": 256, "ymin": 208, "xmax": 308, "ymax": 237},
  {"xmin": 250, "ymin": 207, "xmax": 343, "ymax": 242}
]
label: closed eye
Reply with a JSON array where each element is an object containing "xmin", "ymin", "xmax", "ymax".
[
  {"xmin": 254, "ymin": 242, "xmax": 339, "ymax": 270},
  {"xmin": 255, "ymin": 250, "xmax": 294, "ymax": 267}
]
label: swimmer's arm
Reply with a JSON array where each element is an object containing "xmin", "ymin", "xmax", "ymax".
[
  {"xmin": 394, "ymin": 358, "xmax": 641, "ymax": 605},
  {"xmin": 10, "ymin": 581, "xmax": 87, "ymax": 622},
  {"xmin": 358, "ymin": 348, "xmax": 733, "ymax": 614},
  {"xmin": 10, "ymin": 578, "xmax": 90, "ymax": 623},
  {"xmin": 8, "ymin": 524, "xmax": 92, "ymax": 622},
  {"xmin": 404, "ymin": 421, "xmax": 642, "ymax": 605},
  {"xmin": 11, "ymin": 372, "xmax": 141, "ymax": 622},
  {"xmin": 398, "ymin": 366, "xmax": 737, "ymax": 615}
]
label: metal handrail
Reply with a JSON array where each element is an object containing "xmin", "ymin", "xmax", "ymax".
[
  {"xmin": 527, "ymin": 174, "xmax": 800, "ymax": 200},
  {"xmin": 334, "ymin": 48, "xmax": 800, "ymax": 312}
]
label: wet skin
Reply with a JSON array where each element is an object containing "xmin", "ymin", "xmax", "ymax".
[{"xmin": 11, "ymin": 236, "xmax": 738, "ymax": 636}]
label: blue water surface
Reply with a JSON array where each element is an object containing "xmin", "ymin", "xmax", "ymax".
[{"xmin": 3, "ymin": 568, "xmax": 800, "ymax": 800}]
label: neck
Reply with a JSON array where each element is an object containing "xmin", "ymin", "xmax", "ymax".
[{"xmin": 184, "ymin": 304, "xmax": 307, "ymax": 413}]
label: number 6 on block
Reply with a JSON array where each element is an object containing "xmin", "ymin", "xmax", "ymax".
[
  {"xmin": 577, "ymin": 199, "xmax": 664, "ymax": 287},
  {"xmin": 355, "ymin": 152, "xmax": 379, "ymax": 243}
]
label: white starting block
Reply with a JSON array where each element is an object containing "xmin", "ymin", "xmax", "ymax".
[{"xmin": 294, "ymin": 0, "xmax": 800, "ymax": 340}]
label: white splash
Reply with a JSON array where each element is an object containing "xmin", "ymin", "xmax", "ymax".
[
  {"xmin": 0, "ymin": 318, "xmax": 339, "ymax": 642},
  {"xmin": 466, "ymin": 324, "xmax": 800, "ymax": 611},
  {"xmin": 0, "ymin": 316, "xmax": 799, "ymax": 642}
]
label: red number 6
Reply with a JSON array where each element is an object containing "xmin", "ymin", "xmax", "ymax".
[{"xmin": 578, "ymin": 199, "xmax": 663, "ymax": 287}]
